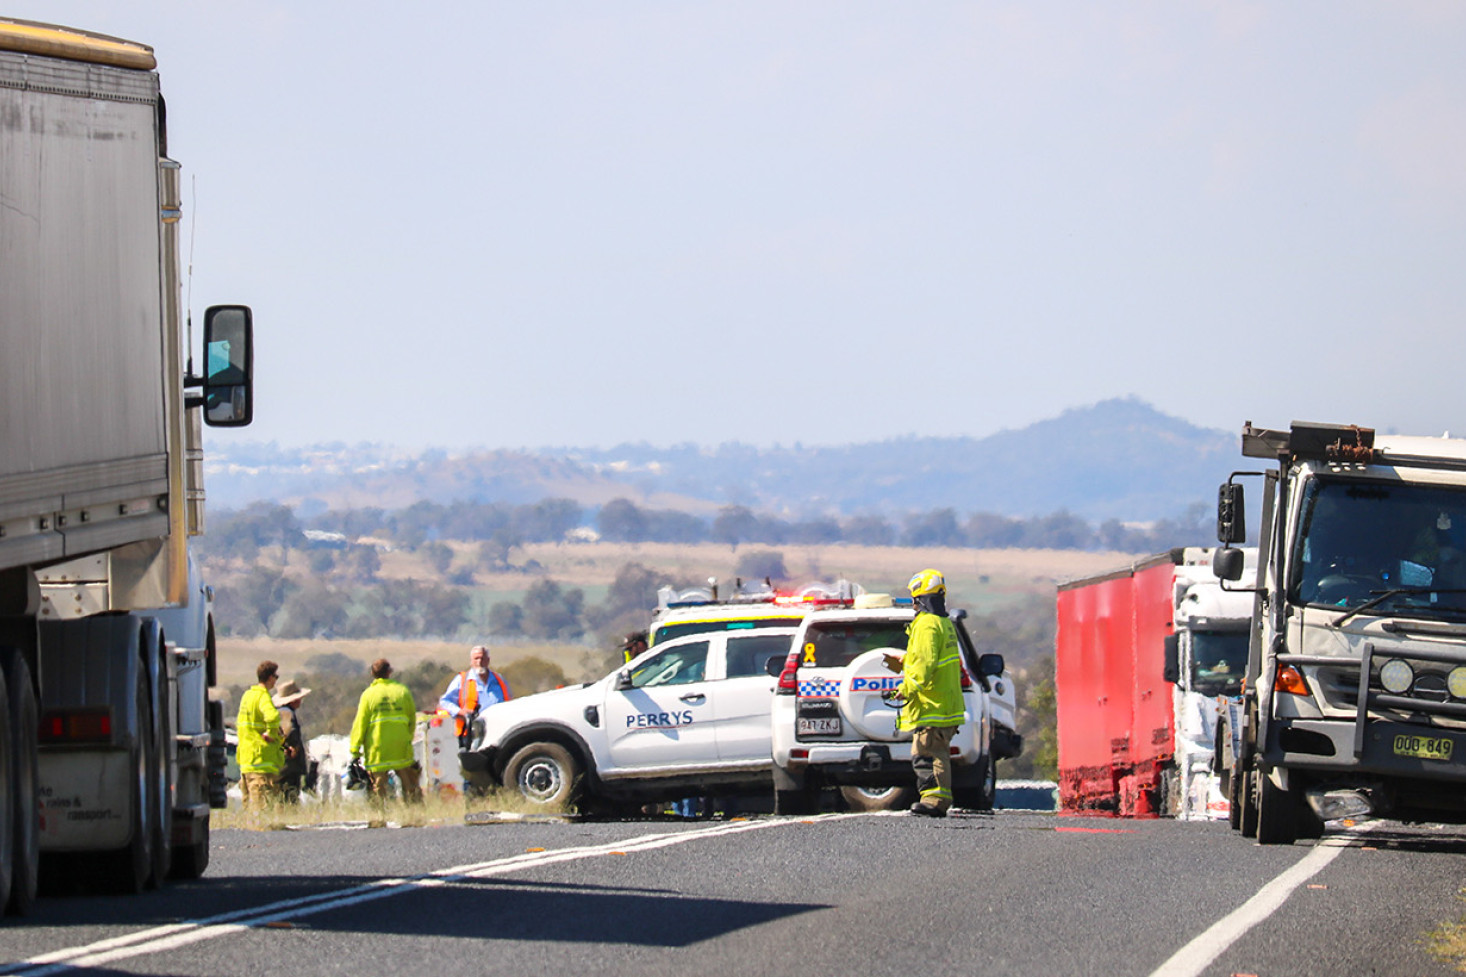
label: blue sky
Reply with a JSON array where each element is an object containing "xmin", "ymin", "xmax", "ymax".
[{"xmin": 12, "ymin": 2, "xmax": 1466, "ymax": 449}]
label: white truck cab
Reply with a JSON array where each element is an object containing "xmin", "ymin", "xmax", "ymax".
[{"xmin": 768, "ymin": 597, "xmax": 1010, "ymax": 813}]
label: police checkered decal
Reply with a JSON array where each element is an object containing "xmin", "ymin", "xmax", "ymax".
[{"xmin": 798, "ymin": 678, "xmax": 841, "ymax": 698}]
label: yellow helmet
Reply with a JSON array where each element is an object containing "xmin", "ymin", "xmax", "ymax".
[{"xmin": 907, "ymin": 568, "xmax": 946, "ymax": 598}]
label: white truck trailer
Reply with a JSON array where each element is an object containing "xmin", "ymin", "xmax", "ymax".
[{"xmin": 0, "ymin": 17, "xmax": 254, "ymax": 908}]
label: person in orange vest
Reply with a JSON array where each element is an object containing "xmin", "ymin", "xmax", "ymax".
[{"xmin": 438, "ymin": 645, "xmax": 511, "ymax": 746}]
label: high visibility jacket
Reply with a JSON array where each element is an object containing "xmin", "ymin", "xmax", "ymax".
[
  {"xmin": 349, "ymin": 678, "xmax": 418, "ymax": 772},
  {"xmin": 437, "ymin": 670, "xmax": 511, "ymax": 737},
  {"xmin": 237, "ymin": 684, "xmax": 284, "ymax": 774},
  {"xmin": 897, "ymin": 612, "xmax": 965, "ymax": 731}
]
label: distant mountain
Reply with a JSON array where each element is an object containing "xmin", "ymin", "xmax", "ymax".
[{"xmin": 204, "ymin": 398, "xmax": 1240, "ymax": 523}]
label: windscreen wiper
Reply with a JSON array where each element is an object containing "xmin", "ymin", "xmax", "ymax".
[{"xmin": 1333, "ymin": 588, "xmax": 1466, "ymax": 627}]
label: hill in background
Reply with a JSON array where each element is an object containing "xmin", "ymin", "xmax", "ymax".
[{"xmin": 206, "ymin": 397, "xmax": 1238, "ymax": 524}]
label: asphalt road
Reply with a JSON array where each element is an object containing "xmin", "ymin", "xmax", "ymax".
[{"xmin": 3, "ymin": 811, "xmax": 1464, "ymax": 977}]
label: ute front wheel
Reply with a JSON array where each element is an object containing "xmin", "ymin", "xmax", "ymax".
[{"xmin": 503, "ymin": 742, "xmax": 582, "ymax": 810}]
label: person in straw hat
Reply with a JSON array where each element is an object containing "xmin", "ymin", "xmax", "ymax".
[{"xmin": 272, "ymin": 678, "xmax": 312, "ymax": 802}]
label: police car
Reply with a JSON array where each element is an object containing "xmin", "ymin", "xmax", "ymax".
[
  {"xmin": 768, "ymin": 595, "xmax": 1018, "ymax": 814},
  {"xmin": 461, "ymin": 581, "xmax": 863, "ymax": 812}
]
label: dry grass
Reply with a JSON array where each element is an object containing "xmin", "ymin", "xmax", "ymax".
[
  {"xmin": 215, "ymin": 637, "xmax": 594, "ymax": 691},
  {"xmin": 212, "ymin": 787, "xmax": 570, "ymax": 831},
  {"xmin": 218, "ymin": 542, "xmax": 1136, "ymax": 691}
]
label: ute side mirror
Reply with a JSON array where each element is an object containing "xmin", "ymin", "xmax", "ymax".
[
  {"xmin": 1213, "ymin": 547, "xmax": 1245, "ymax": 582},
  {"xmin": 764, "ymin": 655, "xmax": 784, "ymax": 678},
  {"xmin": 614, "ymin": 670, "xmax": 633, "ymax": 691},
  {"xmin": 1162, "ymin": 634, "xmax": 1180, "ymax": 683},
  {"xmin": 978, "ymin": 653, "xmax": 1005, "ymax": 677},
  {"xmin": 1217, "ymin": 482, "xmax": 1246, "ymax": 544},
  {"xmin": 200, "ymin": 305, "xmax": 254, "ymax": 427}
]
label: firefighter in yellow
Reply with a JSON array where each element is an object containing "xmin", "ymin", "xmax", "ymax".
[
  {"xmin": 892, "ymin": 569, "xmax": 965, "ymax": 817},
  {"xmin": 236, "ymin": 660, "xmax": 285, "ymax": 810},
  {"xmin": 349, "ymin": 658, "xmax": 423, "ymax": 804}
]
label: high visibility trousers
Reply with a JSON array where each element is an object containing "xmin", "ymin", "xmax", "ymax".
[{"xmin": 911, "ymin": 725, "xmax": 957, "ymax": 812}]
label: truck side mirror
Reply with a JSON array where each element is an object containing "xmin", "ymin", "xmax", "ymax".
[
  {"xmin": 1216, "ymin": 482, "xmax": 1246, "ymax": 544},
  {"xmin": 614, "ymin": 669, "xmax": 633, "ymax": 691},
  {"xmin": 764, "ymin": 655, "xmax": 784, "ymax": 678},
  {"xmin": 978, "ymin": 653, "xmax": 1005, "ymax": 677},
  {"xmin": 1213, "ymin": 547, "xmax": 1245, "ymax": 582},
  {"xmin": 202, "ymin": 304, "xmax": 253, "ymax": 427},
  {"xmin": 1163, "ymin": 634, "xmax": 1180, "ymax": 684}
]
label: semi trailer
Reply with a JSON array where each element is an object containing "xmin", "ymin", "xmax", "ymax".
[
  {"xmin": 1, "ymin": 17, "xmax": 254, "ymax": 908},
  {"xmin": 1056, "ymin": 547, "xmax": 1253, "ymax": 818}
]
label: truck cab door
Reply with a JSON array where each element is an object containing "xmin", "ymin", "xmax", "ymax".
[{"xmin": 605, "ymin": 638, "xmax": 717, "ymax": 770}]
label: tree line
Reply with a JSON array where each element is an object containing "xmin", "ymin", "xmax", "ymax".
[{"xmin": 203, "ymin": 496, "xmax": 1215, "ymax": 561}]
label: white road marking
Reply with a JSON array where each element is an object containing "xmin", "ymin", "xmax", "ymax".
[
  {"xmin": 2, "ymin": 815, "xmax": 861, "ymax": 977},
  {"xmin": 1147, "ymin": 822, "xmax": 1381, "ymax": 977}
]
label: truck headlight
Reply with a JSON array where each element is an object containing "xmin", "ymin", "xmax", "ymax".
[
  {"xmin": 1380, "ymin": 659, "xmax": 1414, "ymax": 694},
  {"xmin": 1448, "ymin": 667, "xmax": 1466, "ymax": 700}
]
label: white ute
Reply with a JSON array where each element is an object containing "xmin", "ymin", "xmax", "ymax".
[{"xmin": 461, "ymin": 628, "xmax": 797, "ymax": 812}]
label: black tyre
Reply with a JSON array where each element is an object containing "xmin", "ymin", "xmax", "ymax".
[
  {"xmin": 1227, "ymin": 765, "xmax": 1242, "ymax": 831},
  {"xmin": 953, "ymin": 753, "xmax": 996, "ymax": 812},
  {"xmin": 503, "ymin": 742, "xmax": 581, "ymax": 809},
  {"xmin": 0, "ymin": 665, "xmax": 13, "ymax": 915},
  {"xmin": 840, "ymin": 784, "xmax": 916, "ymax": 812},
  {"xmin": 1255, "ymin": 769, "xmax": 1299, "ymax": 846},
  {"xmin": 3, "ymin": 652, "xmax": 39, "ymax": 915},
  {"xmin": 169, "ymin": 817, "xmax": 210, "ymax": 880},
  {"xmin": 104, "ymin": 672, "xmax": 154, "ymax": 894},
  {"xmin": 148, "ymin": 643, "xmax": 172, "ymax": 888},
  {"xmin": 774, "ymin": 786, "xmax": 820, "ymax": 815},
  {"xmin": 1239, "ymin": 767, "xmax": 1259, "ymax": 839}
]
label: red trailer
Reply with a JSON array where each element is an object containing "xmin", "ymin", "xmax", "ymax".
[{"xmin": 1055, "ymin": 555, "xmax": 1178, "ymax": 816}]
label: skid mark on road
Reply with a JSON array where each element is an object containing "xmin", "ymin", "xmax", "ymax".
[
  {"xmin": 2, "ymin": 814, "xmax": 862, "ymax": 977},
  {"xmin": 1147, "ymin": 822, "xmax": 1381, "ymax": 977}
]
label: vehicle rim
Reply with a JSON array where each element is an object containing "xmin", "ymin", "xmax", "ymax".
[{"xmin": 519, "ymin": 756, "xmax": 564, "ymax": 802}]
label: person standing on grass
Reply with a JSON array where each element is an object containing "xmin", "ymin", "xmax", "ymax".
[
  {"xmin": 236, "ymin": 661, "xmax": 284, "ymax": 810},
  {"xmin": 350, "ymin": 658, "xmax": 423, "ymax": 804}
]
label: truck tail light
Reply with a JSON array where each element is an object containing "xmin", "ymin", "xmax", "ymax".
[
  {"xmin": 1274, "ymin": 665, "xmax": 1311, "ymax": 696},
  {"xmin": 960, "ymin": 667, "xmax": 973, "ymax": 690},
  {"xmin": 40, "ymin": 708, "xmax": 112, "ymax": 743},
  {"xmin": 776, "ymin": 648, "xmax": 802, "ymax": 695}
]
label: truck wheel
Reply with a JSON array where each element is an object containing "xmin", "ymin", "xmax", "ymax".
[
  {"xmin": 148, "ymin": 642, "xmax": 172, "ymax": 888},
  {"xmin": 1227, "ymin": 764, "xmax": 1242, "ymax": 831},
  {"xmin": 840, "ymin": 785, "xmax": 916, "ymax": 812},
  {"xmin": 1255, "ymin": 770, "xmax": 1298, "ymax": 846},
  {"xmin": 503, "ymin": 742, "xmax": 581, "ymax": 809},
  {"xmin": 3, "ymin": 652, "xmax": 39, "ymax": 915},
  {"xmin": 105, "ymin": 673, "xmax": 155, "ymax": 894},
  {"xmin": 0, "ymin": 665, "xmax": 13, "ymax": 915},
  {"xmin": 169, "ymin": 818, "xmax": 210, "ymax": 880},
  {"xmin": 1239, "ymin": 767, "xmax": 1259, "ymax": 839}
]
